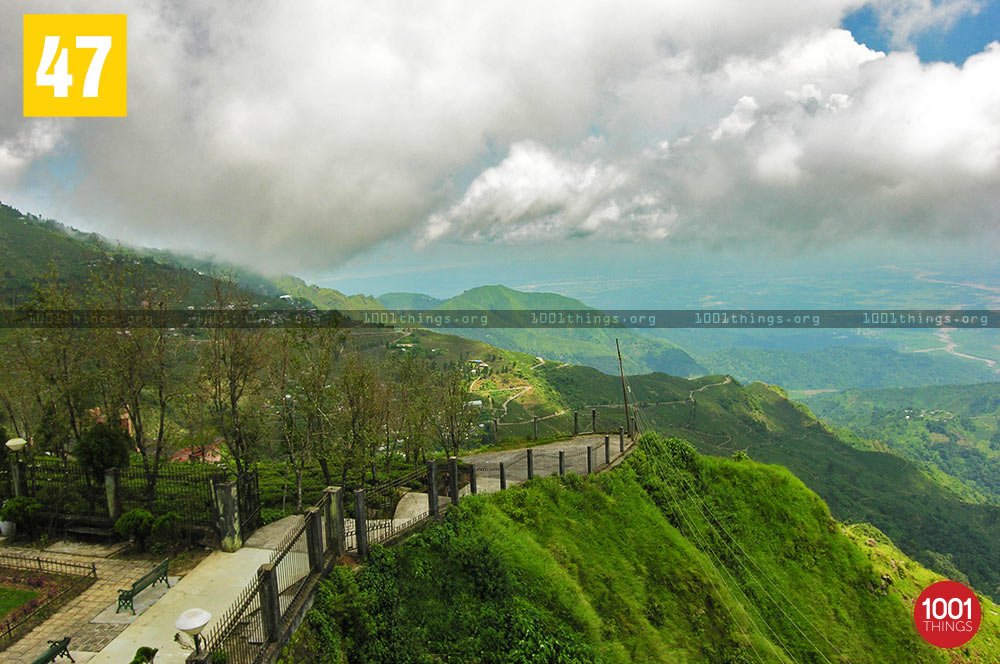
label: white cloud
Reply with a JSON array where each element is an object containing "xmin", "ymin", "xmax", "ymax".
[
  {"xmin": 0, "ymin": 1, "xmax": 997, "ymax": 269},
  {"xmin": 868, "ymin": 0, "xmax": 983, "ymax": 48}
]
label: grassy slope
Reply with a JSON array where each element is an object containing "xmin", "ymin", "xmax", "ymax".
[
  {"xmin": 511, "ymin": 364, "xmax": 1000, "ymax": 601},
  {"xmin": 283, "ymin": 434, "xmax": 1000, "ymax": 664}
]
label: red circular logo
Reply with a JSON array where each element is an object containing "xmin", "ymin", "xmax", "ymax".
[{"xmin": 913, "ymin": 580, "xmax": 981, "ymax": 648}]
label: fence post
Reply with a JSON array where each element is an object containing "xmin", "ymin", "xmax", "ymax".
[
  {"xmin": 592, "ymin": 409, "xmax": 597, "ymax": 433},
  {"xmin": 558, "ymin": 451, "xmax": 565, "ymax": 476},
  {"xmin": 258, "ymin": 564, "xmax": 281, "ymax": 644},
  {"xmin": 587, "ymin": 446, "xmax": 593, "ymax": 474},
  {"xmin": 353, "ymin": 489, "xmax": 369, "ymax": 560},
  {"xmin": 104, "ymin": 467, "xmax": 122, "ymax": 522},
  {"xmin": 469, "ymin": 465, "xmax": 477, "ymax": 495},
  {"xmin": 605, "ymin": 435, "xmax": 611, "ymax": 465},
  {"xmin": 499, "ymin": 462, "xmax": 507, "ymax": 490},
  {"xmin": 573, "ymin": 411, "xmax": 579, "ymax": 435},
  {"xmin": 619, "ymin": 427, "xmax": 625, "ymax": 453},
  {"xmin": 448, "ymin": 457, "xmax": 460, "ymax": 506},
  {"xmin": 533, "ymin": 417, "xmax": 538, "ymax": 439},
  {"xmin": 212, "ymin": 480, "xmax": 242, "ymax": 553},
  {"xmin": 427, "ymin": 460, "xmax": 439, "ymax": 520},
  {"xmin": 324, "ymin": 487, "xmax": 345, "ymax": 558},
  {"xmin": 527, "ymin": 449, "xmax": 534, "ymax": 480},
  {"xmin": 306, "ymin": 508, "xmax": 324, "ymax": 573}
]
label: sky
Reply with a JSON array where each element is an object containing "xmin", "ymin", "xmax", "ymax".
[{"xmin": 1, "ymin": 0, "xmax": 999, "ymax": 300}]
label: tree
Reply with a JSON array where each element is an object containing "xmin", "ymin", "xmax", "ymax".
[
  {"xmin": 87, "ymin": 251, "xmax": 189, "ymax": 505},
  {"xmin": 433, "ymin": 367, "xmax": 478, "ymax": 458},
  {"xmin": 200, "ymin": 276, "xmax": 268, "ymax": 474},
  {"xmin": 77, "ymin": 422, "xmax": 132, "ymax": 480},
  {"xmin": 333, "ymin": 351, "xmax": 379, "ymax": 487}
]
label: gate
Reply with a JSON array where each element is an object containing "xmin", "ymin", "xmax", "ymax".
[{"xmin": 236, "ymin": 469, "xmax": 262, "ymax": 536}]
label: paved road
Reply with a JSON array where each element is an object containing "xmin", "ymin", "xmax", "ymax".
[{"xmin": 460, "ymin": 433, "xmax": 630, "ymax": 487}]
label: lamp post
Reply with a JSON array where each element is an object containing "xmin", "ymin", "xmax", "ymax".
[
  {"xmin": 175, "ymin": 608, "xmax": 211, "ymax": 654},
  {"xmin": 5, "ymin": 438, "xmax": 28, "ymax": 497}
]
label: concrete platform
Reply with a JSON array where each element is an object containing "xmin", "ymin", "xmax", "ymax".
[{"xmin": 88, "ymin": 547, "xmax": 275, "ymax": 664}]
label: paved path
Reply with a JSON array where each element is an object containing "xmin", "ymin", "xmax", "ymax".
[
  {"xmin": 86, "ymin": 517, "xmax": 304, "ymax": 664},
  {"xmin": 461, "ymin": 433, "xmax": 630, "ymax": 487},
  {"xmin": 1, "ymin": 546, "xmax": 151, "ymax": 664}
]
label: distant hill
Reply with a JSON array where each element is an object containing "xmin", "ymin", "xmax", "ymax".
[
  {"xmin": 0, "ymin": 202, "xmax": 271, "ymax": 306},
  {"xmin": 430, "ymin": 285, "xmax": 705, "ymax": 378},
  {"xmin": 805, "ymin": 382, "xmax": 1000, "ymax": 503},
  {"xmin": 0, "ymin": 202, "xmax": 379, "ymax": 312},
  {"xmin": 699, "ymin": 345, "xmax": 998, "ymax": 389},
  {"xmin": 377, "ymin": 292, "xmax": 444, "ymax": 309}
]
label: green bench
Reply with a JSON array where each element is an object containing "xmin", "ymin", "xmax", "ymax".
[
  {"xmin": 31, "ymin": 637, "xmax": 74, "ymax": 663},
  {"xmin": 117, "ymin": 559, "xmax": 170, "ymax": 614}
]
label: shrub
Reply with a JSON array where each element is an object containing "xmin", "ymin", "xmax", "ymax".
[
  {"xmin": 152, "ymin": 512, "xmax": 183, "ymax": 551},
  {"xmin": 115, "ymin": 509, "xmax": 155, "ymax": 551},
  {"xmin": 76, "ymin": 422, "xmax": 132, "ymax": 481},
  {"xmin": 0, "ymin": 496, "xmax": 42, "ymax": 535},
  {"xmin": 129, "ymin": 646, "xmax": 158, "ymax": 663}
]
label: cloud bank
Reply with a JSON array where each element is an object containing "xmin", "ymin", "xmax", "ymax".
[{"xmin": 1, "ymin": 0, "xmax": 997, "ymax": 271}]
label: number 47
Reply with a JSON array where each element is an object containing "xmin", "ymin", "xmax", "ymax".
[{"xmin": 36, "ymin": 35, "xmax": 112, "ymax": 98}]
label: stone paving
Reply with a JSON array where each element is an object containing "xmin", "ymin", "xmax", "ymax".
[{"xmin": 0, "ymin": 545, "xmax": 154, "ymax": 664}]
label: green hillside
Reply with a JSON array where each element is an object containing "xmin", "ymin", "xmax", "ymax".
[
  {"xmin": 377, "ymin": 292, "xmax": 445, "ymax": 309},
  {"xmin": 282, "ymin": 433, "xmax": 1000, "ymax": 663},
  {"xmin": 501, "ymin": 364, "xmax": 1000, "ymax": 600},
  {"xmin": 805, "ymin": 383, "xmax": 1000, "ymax": 503},
  {"xmin": 0, "ymin": 202, "xmax": 272, "ymax": 306},
  {"xmin": 271, "ymin": 275, "xmax": 383, "ymax": 310},
  {"xmin": 432, "ymin": 285, "xmax": 705, "ymax": 378},
  {"xmin": 699, "ymin": 346, "xmax": 998, "ymax": 390}
]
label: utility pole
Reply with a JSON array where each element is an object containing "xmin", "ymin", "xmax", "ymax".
[{"xmin": 616, "ymin": 339, "xmax": 630, "ymax": 437}]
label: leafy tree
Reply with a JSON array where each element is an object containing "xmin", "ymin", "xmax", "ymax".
[
  {"xmin": 433, "ymin": 367, "xmax": 478, "ymax": 458},
  {"xmin": 76, "ymin": 422, "xmax": 132, "ymax": 480}
]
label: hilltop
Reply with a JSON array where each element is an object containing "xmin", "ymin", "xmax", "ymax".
[
  {"xmin": 282, "ymin": 433, "xmax": 1000, "ymax": 663},
  {"xmin": 415, "ymin": 285, "xmax": 705, "ymax": 378}
]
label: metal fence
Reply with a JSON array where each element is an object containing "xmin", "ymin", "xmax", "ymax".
[
  {"xmin": 0, "ymin": 553, "xmax": 98, "ymax": 648},
  {"xmin": 494, "ymin": 406, "xmax": 631, "ymax": 444},
  {"xmin": 200, "ymin": 573, "xmax": 265, "ymax": 664},
  {"xmin": 119, "ymin": 464, "xmax": 220, "ymax": 526}
]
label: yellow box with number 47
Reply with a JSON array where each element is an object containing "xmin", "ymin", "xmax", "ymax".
[{"xmin": 23, "ymin": 14, "xmax": 126, "ymax": 117}]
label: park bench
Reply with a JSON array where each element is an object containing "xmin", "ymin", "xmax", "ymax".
[
  {"xmin": 117, "ymin": 559, "xmax": 170, "ymax": 614},
  {"xmin": 31, "ymin": 636, "xmax": 74, "ymax": 663}
]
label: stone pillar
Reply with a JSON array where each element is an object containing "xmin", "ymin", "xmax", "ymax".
[
  {"xmin": 212, "ymin": 480, "xmax": 242, "ymax": 553},
  {"xmin": 306, "ymin": 508, "xmax": 324, "ymax": 573},
  {"xmin": 469, "ymin": 465, "xmax": 478, "ymax": 495},
  {"xmin": 604, "ymin": 435, "xmax": 611, "ymax": 465},
  {"xmin": 499, "ymin": 462, "xmax": 507, "ymax": 490},
  {"xmin": 448, "ymin": 457, "xmax": 460, "ymax": 506},
  {"xmin": 527, "ymin": 449, "xmax": 534, "ymax": 479},
  {"xmin": 10, "ymin": 458, "xmax": 26, "ymax": 498},
  {"xmin": 258, "ymin": 564, "xmax": 281, "ymax": 644},
  {"xmin": 558, "ymin": 451, "xmax": 565, "ymax": 476},
  {"xmin": 353, "ymin": 489, "xmax": 369, "ymax": 560},
  {"xmin": 619, "ymin": 427, "xmax": 625, "ymax": 453},
  {"xmin": 105, "ymin": 467, "xmax": 122, "ymax": 521},
  {"xmin": 427, "ymin": 460, "xmax": 439, "ymax": 519},
  {"xmin": 573, "ymin": 411, "xmax": 579, "ymax": 435},
  {"xmin": 592, "ymin": 409, "xmax": 597, "ymax": 433},
  {"xmin": 587, "ymin": 446, "xmax": 593, "ymax": 474},
  {"xmin": 533, "ymin": 417, "xmax": 538, "ymax": 439},
  {"xmin": 324, "ymin": 487, "xmax": 345, "ymax": 558}
]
